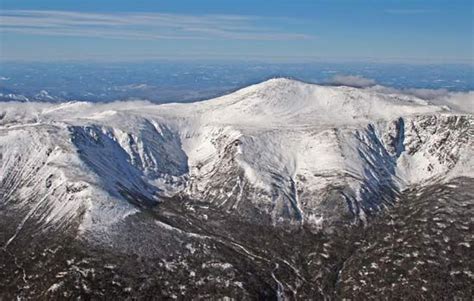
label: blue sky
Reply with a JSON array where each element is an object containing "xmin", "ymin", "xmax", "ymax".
[{"xmin": 0, "ymin": 0, "xmax": 472, "ymax": 63}]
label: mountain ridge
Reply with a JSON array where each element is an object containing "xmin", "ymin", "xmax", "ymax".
[
  {"xmin": 1, "ymin": 78, "xmax": 472, "ymax": 299},
  {"xmin": 0, "ymin": 78, "xmax": 472, "ymax": 236}
]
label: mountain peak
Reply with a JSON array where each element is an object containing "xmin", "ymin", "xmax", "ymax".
[
  {"xmin": 242, "ymin": 77, "xmax": 308, "ymax": 95},
  {"xmin": 196, "ymin": 78, "xmax": 444, "ymax": 127},
  {"xmin": 256, "ymin": 77, "xmax": 302, "ymax": 86}
]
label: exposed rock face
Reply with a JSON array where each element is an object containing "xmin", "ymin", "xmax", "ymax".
[{"xmin": 0, "ymin": 79, "xmax": 472, "ymax": 299}]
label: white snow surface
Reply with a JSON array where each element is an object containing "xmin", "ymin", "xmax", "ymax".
[{"xmin": 0, "ymin": 78, "xmax": 472, "ymax": 235}]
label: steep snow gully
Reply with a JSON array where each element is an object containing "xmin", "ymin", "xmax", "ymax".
[
  {"xmin": 0, "ymin": 78, "xmax": 472, "ymax": 236},
  {"xmin": 1, "ymin": 78, "xmax": 473, "ymax": 299}
]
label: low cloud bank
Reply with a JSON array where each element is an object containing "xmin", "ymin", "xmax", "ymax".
[
  {"xmin": 327, "ymin": 74, "xmax": 473, "ymax": 114},
  {"xmin": 430, "ymin": 91, "xmax": 474, "ymax": 114},
  {"xmin": 371, "ymin": 86, "xmax": 473, "ymax": 114}
]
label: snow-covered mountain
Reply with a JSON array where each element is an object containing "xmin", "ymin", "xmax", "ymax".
[
  {"xmin": 1, "ymin": 78, "xmax": 472, "ymax": 237},
  {"xmin": 0, "ymin": 88, "xmax": 63, "ymax": 102},
  {"xmin": 1, "ymin": 78, "xmax": 473, "ymax": 299}
]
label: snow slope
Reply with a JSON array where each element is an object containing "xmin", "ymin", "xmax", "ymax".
[{"xmin": 0, "ymin": 78, "xmax": 472, "ymax": 236}]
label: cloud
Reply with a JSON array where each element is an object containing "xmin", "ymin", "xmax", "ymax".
[
  {"xmin": 369, "ymin": 85, "xmax": 473, "ymax": 114},
  {"xmin": 326, "ymin": 74, "xmax": 473, "ymax": 113},
  {"xmin": 403, "ymin": 88, "xmax": 449, "ymax": 100},
  {"xmin": 428, "ymin": 91, "xmax": 474, "ymax": 114},
  {"xmin": 404, "ymin": 89, "xmax": 474, "ymax": 114},
  {"xmin": 327, "ymin": 75, "xmax": 376, "ymax": 88},
  {"xmin": 0, "ymin": 10, "xmax": 313, "ymax": 41}
]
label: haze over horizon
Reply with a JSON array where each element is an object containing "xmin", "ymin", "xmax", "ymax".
[{"xmin": 1, "ymin": 0, "xmax": 473, "ymax": 64}]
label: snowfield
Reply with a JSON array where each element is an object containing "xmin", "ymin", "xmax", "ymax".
[{"xmin": 0, "ymin": 78, "xmax": 472, "ymax": 237}]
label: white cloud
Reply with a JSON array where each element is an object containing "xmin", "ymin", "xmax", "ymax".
[
  {"xmin": 403, "ymin": 88, "xmax": 449, "ymax": 99},
  {"xmin": 370, "ymin": 85, "xmax": 473, "ymax": 114},
  {"xmin": 328, "ymin": 75, "xmax": 376, "ymax": 88},
  {"xmin": 327, "ymin": 74, "xmax": 473, "ymax": 113},
  {"xmin": 428, "ymin": 91, "xmax": 474, "ymax": 114},
  {"xmin": 0, "ymin": 10, "xmax": 313, "ymax": 41}
]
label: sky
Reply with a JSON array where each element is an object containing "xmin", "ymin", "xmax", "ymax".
[{"xmin": 0, "ymin": 0, "xmax": 473, "ymax": 63}]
